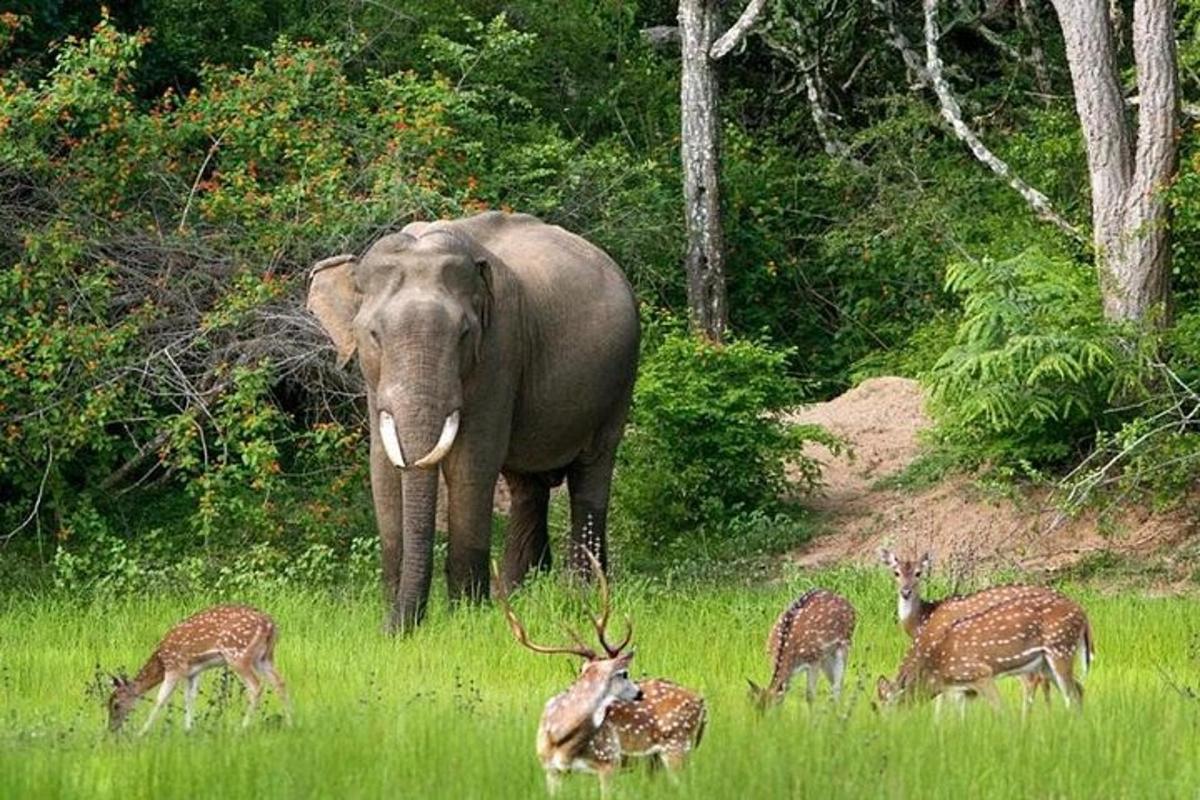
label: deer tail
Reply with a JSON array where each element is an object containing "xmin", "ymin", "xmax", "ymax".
[{"xmin": 1079, "ymin": 621, "xmax": 1094, "ymax": 677}]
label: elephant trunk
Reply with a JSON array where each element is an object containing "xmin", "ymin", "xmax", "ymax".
[{"xmin": 391, "ymin": 465, "xmax": 438, "ymax": 633}]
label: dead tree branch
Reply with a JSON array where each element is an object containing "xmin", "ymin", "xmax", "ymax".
[
  {"xmin": 710, "ymin": 0, "xmax": 769, "ymax": 59},
  {"xmin": 920, "ymin": 0, "xmax": 1084, "ymax": 239}
]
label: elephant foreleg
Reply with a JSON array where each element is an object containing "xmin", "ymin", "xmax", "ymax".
[
  {"xmin": 445, "ymin": 475, "xmax": 496, "ymax": 605},
  {"xmin": 500, "ymin": 471, "xmax": 551, "ymax": 590}
]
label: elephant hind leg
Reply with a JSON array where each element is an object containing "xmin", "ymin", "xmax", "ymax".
[
  {"xmin": 566, "ymin": 453, "xmax": 617, "ymax": 579},
  {"xmin": 500, "ymin": 471, "xmax": 553, "ymax": 590}
]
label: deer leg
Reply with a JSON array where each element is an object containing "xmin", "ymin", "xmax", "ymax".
[
  {"xmin": 183, "ymin": 674, "xmax": 200, "ymax": 731},
  {"xmin": 1047, "ymin": 654, "xmax": 1082, "ymax": 709},
  {"xmin": 139, "ymin": 673, "xmax": 180, "ymax": 736},
  {"xmin": 259, "ymin": 659, "xmax": 292, "ymax": 725},
  {"xmin": 231, "ymin": 663, "xmax": 263, "ymax": 728},
  {"xmin": 824, "ymin": 646, "xmax": 848, "ymax": 702},
  {"xmin": 974, "ymin": 679, "xmax": 1003, "ymax": 710},
  {"xmin": 803, "ymin": 667, "xmax": 817, "ymax": 705},
  {"xmin": 596, "ymin": 764, "xmax": 614, "ymax": 800},
  {"xmin": 544, "ymin": 770, "xmax": 562, "ymax": 797},
  {"xmin": 661, "ymin": 749, "xmax": 687, "ymax": 777}
]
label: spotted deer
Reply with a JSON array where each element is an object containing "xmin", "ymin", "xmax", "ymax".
[
  {"xmin": 876, "ymin": 589, "xmax": 1094, "ymax": 712},
  {"xmin": 747, "ymin": 589, "xmax": 855, "ymax": 710},
  {"xmin": 107, "ymin": 604, "xmax": 290, "ymax": 734},
  {"xmin": 879, "ymin": 548, "xmax": 1059, "ymax": 707},
  {"xmin": 495, "ymin": 553, "xmax": 705, "ymax": 796}
]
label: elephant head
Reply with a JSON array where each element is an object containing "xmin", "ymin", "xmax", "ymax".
[
  {"xmin": 307, "ymin": 229, "xmax": 493, "ymax": 629},
  {"xmin": 309, "ymin": 230, "xmax": 492, "ymax": 467}
]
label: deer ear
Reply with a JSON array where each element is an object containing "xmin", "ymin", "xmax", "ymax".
[
  {"xmin": 919, "ymin": 552, "xmax": 933, "ymax": 572},
  {"xmin": 307, "ymin": 254, "xmax": 361, "ymax": 369},
  {"xmin": 878, "ymin": 548, "xmax": 897, "ymax": 568}
]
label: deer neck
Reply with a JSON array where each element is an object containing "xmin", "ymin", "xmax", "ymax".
[
  {"xmin": 901, "ymin": 592, "xmax": 942, "ymax": 637},
  {"xmin": 541, "ymin": 678, "xmax": 613, "ymax": 761},
  {"xmin": 130, "ymin": 654, "xmax": 165, "ymax": 698}
]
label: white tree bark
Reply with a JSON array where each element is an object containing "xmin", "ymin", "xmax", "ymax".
[
  {"xmin": 678, "ymin": 0, "xmax": 767, "ymax": 341},
  {"xmin": 679, "ymin": 0, "xmax": 729, "ymax": 340},
  {"xmin": 761, "ymin": 22, "xmax": 859, "ymax": 162},
  {"xmin": 924, "ymin": 0, "xmax": 1082, "ymax": 239},
  {"xmin": 710, "ymin": 0, "xmax": 768, "ymax": 59},
  {"xmin": 873, "ymin": 0, "xmax": 930, "ymax": 86},
  {"xmin": 1051, "ymin": 0, "xmax": 1178, "ymax": 322}
]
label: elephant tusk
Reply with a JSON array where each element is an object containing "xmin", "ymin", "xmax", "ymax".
[
  {"xmin": 379, "ymin": 411, "xmax": 406, "ymax": 468},
  {"xmin": 413, "ymin": 410, "xmax": 460, "ymax": 469}
]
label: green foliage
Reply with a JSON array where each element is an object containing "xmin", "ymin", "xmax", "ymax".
[
  {"xmin": 615, "ymin": 319, "xmax": 841, "ymax": 546},
  {"xmin": 926, "ymin": 250, "xmax": 1149, "ymax": 468},
  {"xmin": 0, "ymin": 13, "xmax": 676, "ymax": 570}
]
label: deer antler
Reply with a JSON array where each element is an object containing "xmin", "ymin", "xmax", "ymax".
[
  {"xmin": 580, "ymin": 547, "xmax": 633, "ymax": 658},
  {"xmin": 491, "ymin": 561, "xmax": 598, "ymax": 660}
]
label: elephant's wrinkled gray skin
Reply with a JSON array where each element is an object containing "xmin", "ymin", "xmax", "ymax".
[{"xmin": 308, "ymin": 212, "xmax": 639, "ymax": 633}]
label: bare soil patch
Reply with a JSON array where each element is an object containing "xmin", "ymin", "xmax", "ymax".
[{"xmin": 786, "ymin": 377, "xmax": 1199, "ymax": 577}]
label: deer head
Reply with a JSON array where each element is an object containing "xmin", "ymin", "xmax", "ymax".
[
  {"xmin": 879, "ymin": 548, "xmax": 932, "ymax": 602},
  {"xmin": 106, "ymin": 674, "xmax": 138, "ymax": 732},
  {"xmin": 495, "ymin": 550, "xmax": 640, "ymax": 748}
]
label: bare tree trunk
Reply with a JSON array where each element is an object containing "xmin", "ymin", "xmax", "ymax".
[
  {"xmin": 679, "ymin": 0, "xmax": 728, "ymax": 341},
  {"xmin": 1051, "ymin": 0, "xmax": 1178, "ymax": 323},
  {"xmin": 677, "ymin": 0, "xmax": 766, "ymax": 342}
]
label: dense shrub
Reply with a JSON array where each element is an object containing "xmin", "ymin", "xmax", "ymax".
[
  {"xmin": 0, "ymin": 14, "xmax": 678, "ymax": 573},
  {"xmin": 614, "ymin": 320, "xmax": 840, "ymax": 546},
  {"xmin": 925, "ymin": 249, "xmax": 1151, "ymax": 469}
]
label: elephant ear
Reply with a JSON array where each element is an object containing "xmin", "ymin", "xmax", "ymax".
[
  {"xmin": 307, "ymin": 254, "xmax": 361, "ymax": 369},
  {"xmin": 475, "ymin": 255, "xmax": 493, "ymax": 330}
]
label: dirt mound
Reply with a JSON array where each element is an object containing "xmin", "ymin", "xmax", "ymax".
[{"xmin": 786, "ymin": 377, "xmax": 1198, "ymax": 577}]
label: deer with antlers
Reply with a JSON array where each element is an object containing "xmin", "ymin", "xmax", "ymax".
[
  {"xmin": 876, "ymin": 588, "xmax": 1094, "ymax": 712},
  {"xmin": 879, "ymin": 548, "xmax": 1063, "ymax": 707},
  {"xmin": 106, "ymin": 604, "xmax": 291, "ymax": 734},
  {"xmin": 496, "ymin": 554, "xmax": 706, "ymax": 795},
  {"xmin": 747, "ymin": 589, "xmax": 856, "ymax": 710}
]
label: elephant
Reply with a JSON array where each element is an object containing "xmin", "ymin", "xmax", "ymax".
[{"xmin": 307, "ymin": 211, "xmax": 640, "ymax": 632}]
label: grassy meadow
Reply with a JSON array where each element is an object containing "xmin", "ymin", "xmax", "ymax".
[{"xmin": 2, "ymin": 568, "xmax": 1198, "ymax": 799}]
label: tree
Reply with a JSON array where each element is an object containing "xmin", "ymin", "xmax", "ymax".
[
  {"xmin": 1050, "ymin": 0, "xmax": 1179, "ymax": 325},
  {"xmin": 678, "ymin": 0, "xmax": 766, "ymax": 342},
  {"xmin": 877, "ymin": 0, "xmax": 1178, "ymax": 325}
]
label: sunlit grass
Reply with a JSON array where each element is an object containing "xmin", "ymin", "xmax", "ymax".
[{"xmin": 1, "ymin": 571, "xmax": 1198, "ymax": 799}]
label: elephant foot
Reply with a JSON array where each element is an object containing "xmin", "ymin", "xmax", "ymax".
[{"xmin": 387, "ymin": 600, "xmax": 427, "ymax": 635}]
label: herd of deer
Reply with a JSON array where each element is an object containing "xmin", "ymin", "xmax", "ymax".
[{"xmin": 105, "ymin": 548, "xmax": 1094, "ymax": 795}]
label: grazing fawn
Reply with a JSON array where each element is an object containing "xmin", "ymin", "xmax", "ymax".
[
  {"xmin": 879, "ymin": 548, "xmax": 1057, "ymax": 707},
  {"xmin": 107, "ymin": 604, "xmax": 290, "ymax": 734},
  {"xmin": 496, "ymin": 553, "xmax": 705, "ymax": 796},
  {"xmin": 876, "ymin": 589, "xmax": 1094, "ymax": 711},
  {"xmin": 747, "ymin": 589, "xmax": 855, "ymax": 709}
]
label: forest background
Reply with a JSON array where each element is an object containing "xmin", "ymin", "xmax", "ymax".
[{"xmin": 2, "ymin": 0, "xmax": 1199, "ymax": 591}]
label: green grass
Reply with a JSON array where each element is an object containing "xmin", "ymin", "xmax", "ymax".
[{"xmin": 1, "ymin": 570, "xmax": 1198, "ymax": 799}]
